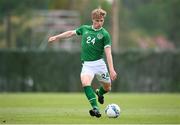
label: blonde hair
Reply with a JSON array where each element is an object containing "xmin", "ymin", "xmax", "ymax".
[{"xmin": 91, "ymin": 8, "xmax": 107, "ymax": 20}]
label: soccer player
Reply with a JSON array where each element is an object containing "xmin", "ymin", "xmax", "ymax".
[{"xmin": 48, "ymin": 8, "xmax": 117, "ymax": 118}]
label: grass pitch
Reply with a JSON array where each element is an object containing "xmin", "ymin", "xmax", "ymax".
[{"xmin": 0, "ymin": 93, "xmax": 179, "ymax": 124}]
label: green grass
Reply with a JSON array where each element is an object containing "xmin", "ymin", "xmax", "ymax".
[{"xmin": 0, "ymin": 93, "xmax": 180, "ymax": 124}]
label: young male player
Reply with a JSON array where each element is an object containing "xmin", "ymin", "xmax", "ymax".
[{"xmin": 48, "ymin": 8, "xmax": 117, "ymax": 118}]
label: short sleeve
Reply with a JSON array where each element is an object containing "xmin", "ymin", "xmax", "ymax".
[
  {"xmin": 104, "ymin": 32, "xmax": 112, "ymax": 48},
  {"xmin": 75, "ymin": 25, "xmax": 84, "ymax": 36}
]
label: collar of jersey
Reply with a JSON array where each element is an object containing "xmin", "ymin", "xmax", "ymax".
[{"xmin": 91, "ymin": 25, "xmax": 102, "ymax": 31}]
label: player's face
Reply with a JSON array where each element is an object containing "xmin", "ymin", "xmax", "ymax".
[{"xmin": 92, "ymin": 17, "xmax": 104, "ymax": 29}]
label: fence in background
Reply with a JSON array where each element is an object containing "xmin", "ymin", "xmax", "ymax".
[{"xmin": 0, "ymin": 49, "xmax": 180, "ymax": 92}]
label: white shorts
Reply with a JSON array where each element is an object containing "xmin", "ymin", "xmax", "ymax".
[{"xmin": 81, "ymin": 59, "xmax": 111, "ymax": 83}]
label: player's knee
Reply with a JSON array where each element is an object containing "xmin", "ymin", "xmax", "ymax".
[
  {"xmin": 81, "ymin": 74, "xmax": 93, "ymax": 87},
  {"xmin": 104, "ymin": 85, "xmax": 111, "ymax": 92},
  {"xmin": 81, "ymin": 82, "xmax": 91, "ymax": 87}
]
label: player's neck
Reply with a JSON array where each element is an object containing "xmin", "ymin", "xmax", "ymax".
[{"xmin": 92, "ymin": 25, "xmax": 102, "ymax": 31}]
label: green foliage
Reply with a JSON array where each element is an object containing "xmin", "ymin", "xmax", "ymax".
[
  {"xmin": 0, "ymin": 0, "xmax": 49, "ymax": 48},
  {"xmin": 0, "ymin": 0, "xmax": 180, "ymax": 49},
  {"xmin": 48, "ymin": 0, "xmax": 70, "ymax": 9},
  {"xmin": 163, "ymin": 0, "xmax": 180, "ymax": 46},
  {"xmin": 0, "ymin": 0, "xmax": 48, "ymax": 18},
  {"xmin": 0, "ymin": 50, "xmax": 180, "ymax": 92},
  {"xmin": 122, "ymin": 0, "xmax": 180, "ymax": 47}
]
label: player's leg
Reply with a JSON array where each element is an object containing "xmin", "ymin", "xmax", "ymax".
[
  {"xmin": 95, "ymin": 62, "xmax": 111, "ymax": 104},
  {"xmin": 81, "ymin": 74, "xmax": 98, "ymax": 109},
  {"xmin": 96, "ymin": 81, "xmax": 111, "ymax": 104},
  {"xmin": 81, "ymin": 73, "xmax": 101, "ymax": 117},
  {"xmin": 98, "ymin": 81, "xmax": 111, "ymax": 95}
]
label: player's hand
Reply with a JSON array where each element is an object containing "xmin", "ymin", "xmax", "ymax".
[
  {"xmin": 48, "ymin": 36, "xmax": 57, "ymax": 43},
  {"xmin": 110, "ymin": 69, "xmax": 117, "ymax": 81}
]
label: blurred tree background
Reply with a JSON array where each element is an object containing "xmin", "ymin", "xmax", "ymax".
[
  {"xmin": 0, "ymin": 0, "xmax": 179, "ymax": 50},
  {"xmin": 0, "ymin": 0, "xmax": 180, "ymax": 92},
  {"xmin": 0, "ymin": 0, "xmax": 49, "ymax": 49}
]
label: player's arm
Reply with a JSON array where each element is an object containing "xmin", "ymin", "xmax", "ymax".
[
  {"xmin": 48, "ymin": 30, "xmax": 76, "ymax": 43},
  {"xmin": 104, "ymin": 46, "xmax": 117, "ymax": 81}
]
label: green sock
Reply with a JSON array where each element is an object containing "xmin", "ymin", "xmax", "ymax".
[
  {"xmin": 83, "ymin": 86, "xmax": 98, "ymax": 110},
  {"xmin": 98, "ymin": 86, "xmax": 108, "ymax": 96}
]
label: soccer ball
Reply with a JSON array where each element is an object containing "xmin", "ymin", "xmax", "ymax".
[{"xmin": 105, "ymin": 104, "xmax": 121, "ymax": 118}]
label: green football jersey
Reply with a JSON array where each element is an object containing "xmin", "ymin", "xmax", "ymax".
[{"xmin": 76, "ymin": 25, "xmax": 112, "ymax": 61}]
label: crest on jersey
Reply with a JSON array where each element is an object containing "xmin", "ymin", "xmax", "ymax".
[{"xmin": 97, "ymin": 33, "xmax": 103, "ymax": 39}]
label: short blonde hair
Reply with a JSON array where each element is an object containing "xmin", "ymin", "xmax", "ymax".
[{"xmin": 91, "ymin": 8, "xmax": 107, "ymax": 20}]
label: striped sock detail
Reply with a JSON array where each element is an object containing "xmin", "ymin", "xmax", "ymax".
[{"xmin": 83, "ymin": 86, "xmax": 98, "ymax": 109}]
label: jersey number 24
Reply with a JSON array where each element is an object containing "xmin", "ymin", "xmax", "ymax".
[{"xmin": 86, "ymin": 36, "xmax": 96, "ymax": 45}]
